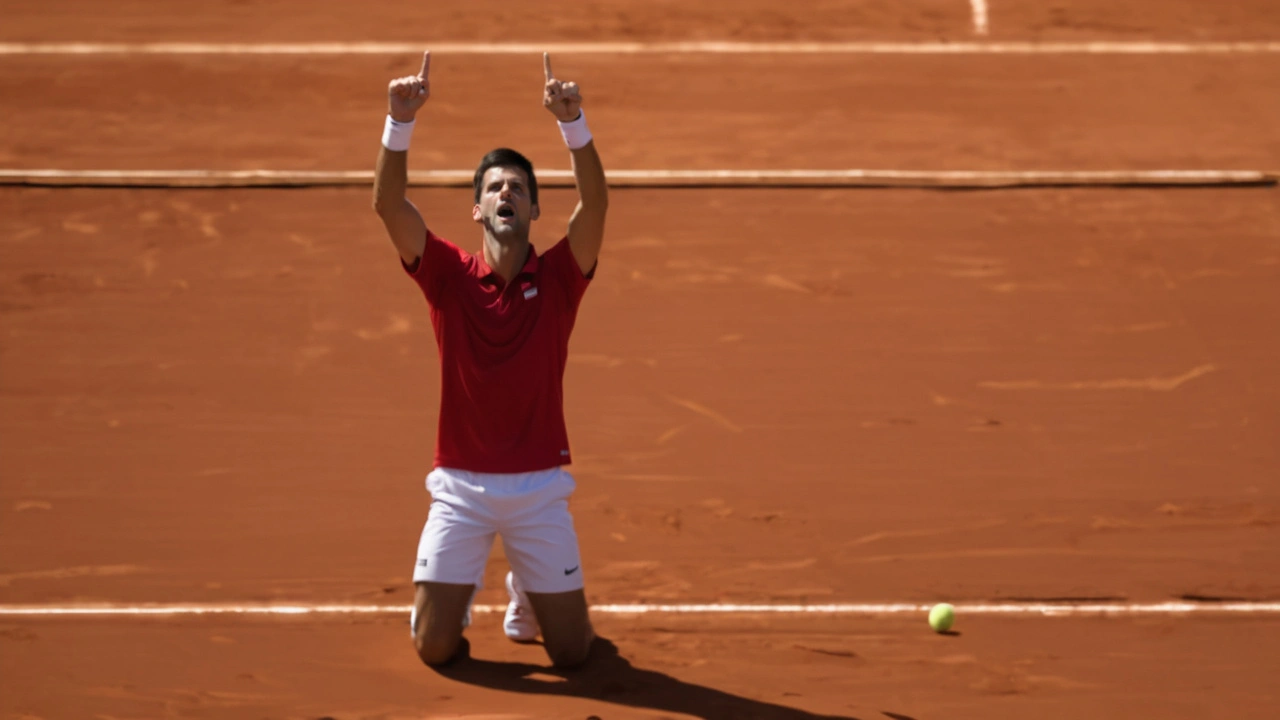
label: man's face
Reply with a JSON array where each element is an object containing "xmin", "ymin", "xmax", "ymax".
[{"xmin": 473, "ymin": 166, "xmax": 539, "ymax": 238}]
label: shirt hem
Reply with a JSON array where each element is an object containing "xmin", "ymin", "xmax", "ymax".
[{"xmin": 432, "ymin": 455, "xmax": 571, "ymax": 475}]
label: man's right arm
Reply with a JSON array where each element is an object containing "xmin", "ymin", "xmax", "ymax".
[{"xmin": 373, "ymin": 51, "xmax": 431, "ymax": 267}]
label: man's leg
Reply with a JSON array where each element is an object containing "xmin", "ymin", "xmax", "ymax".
[
  {"xmin": 526, "ymin": 587, "xmax": 596, "ymax": 668},
  {"xmin": 412, "ymin": 468, "xmax": 496, "ymax": 666},
  {"xmin": 499, "ymin": 468, "xmax": 594, "ymax": 668},
  {"xmin": 412, "ymin": 581, "xmax": 476, "ymax": 666}
]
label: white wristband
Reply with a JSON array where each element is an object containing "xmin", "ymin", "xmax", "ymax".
[
  {"xmin": 382, "ymin": 115, "xmax": 415, "ymax": 152},
  {"xmin": 557, "ymin": 111, "xmax": 593, "ymax": 150}
]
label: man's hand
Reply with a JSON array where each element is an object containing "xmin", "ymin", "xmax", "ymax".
[
  {"xmin": 542, "ymin": 53, "xmax": 582, "ymax": 122},
  {"xmin": 388, "ymin": 51, "xmax": 431, "ymax": 123}
]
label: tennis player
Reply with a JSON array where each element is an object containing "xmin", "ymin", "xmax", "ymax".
[{"xmin": 373, "ymin": 50, "xmax": 607, "ymax": 669}]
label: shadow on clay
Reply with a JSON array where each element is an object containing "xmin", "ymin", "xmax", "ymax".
[{"xmin": 433, "ymin": 635, "xmax": 914, "ymax": 720}]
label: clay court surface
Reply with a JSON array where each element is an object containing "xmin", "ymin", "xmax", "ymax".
[{"xmin": 2, "ymin": 2, "xmax": 1280, "ymax": 718}]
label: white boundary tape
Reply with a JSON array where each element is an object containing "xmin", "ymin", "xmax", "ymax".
[
  {"xmin": 1, "ymin": 168, "xmax": 1274, "ymax": 189},
  {"xmin": 2, "ymin": 41, "xmax": 1280, "ymax": 56},
  {"xmin": 1, "ymin": 602, "xmax": 1277, "ymax": 618}
]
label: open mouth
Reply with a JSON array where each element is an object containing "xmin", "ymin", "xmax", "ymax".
[{"xmin": 496, "ymin": 205, "xmax": 516, "ymax": 219}]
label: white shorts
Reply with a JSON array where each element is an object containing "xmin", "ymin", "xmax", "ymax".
[{"xmin": 412, "ymin": 466, "xmax": 584, "ymax": 594}]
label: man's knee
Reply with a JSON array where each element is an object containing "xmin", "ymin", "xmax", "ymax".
[
  {"xmin": 544, "ymin": 632, "xmax": 593, "ymax": 669},
  {"xmin": 548, "ymin": 645, "xmax": 590, "ymax": 669},
  {"xmin": 414, "ymin": 632, "xmax": 468, "ymax": 667}
]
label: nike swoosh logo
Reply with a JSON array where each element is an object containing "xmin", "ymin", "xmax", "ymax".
[{"xmin": 564, "ymin": 566, "xmax": 579, "ymax": 576}]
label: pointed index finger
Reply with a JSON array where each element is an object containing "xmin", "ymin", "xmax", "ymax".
[
  {"xmin": 418, "ymin": 50, "xmax": 431, "ymax": 79},
  {"xmin": 543, "ymin": 52, "xmax": 553, "ymax": 81}
]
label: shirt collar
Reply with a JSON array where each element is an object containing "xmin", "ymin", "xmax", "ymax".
[{"xmin": 473, "ymin": 243, "xmax": 539, "ymax": 285}]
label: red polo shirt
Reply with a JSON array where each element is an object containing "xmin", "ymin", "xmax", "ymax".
[{"xmin": 404, "ymin": 230, "xmax": 592, "ymax": 473}]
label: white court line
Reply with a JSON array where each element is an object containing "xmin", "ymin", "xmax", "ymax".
[
  {"xmin": 6, "ymin": 169, "xmax": 1273, "ymax": 180},
  {"xmin": 1, "ymin": 602, "xmax": 1277, "ymax": 618},
  {"xmin": 2, "ymin": 168, "xmax": 1274, "ymax": 188},
  {"xmin": 971, "ymin": 0, "xmax": 990, "ymax": 36},
  {"xmin": 2, "ymin": 41, "xmax": 1280, "ymax": 55}
]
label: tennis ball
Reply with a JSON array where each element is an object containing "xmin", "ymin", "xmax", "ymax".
[{"xmin": 928, "ymin": 603, "xmax": 955, "ymax": 633}]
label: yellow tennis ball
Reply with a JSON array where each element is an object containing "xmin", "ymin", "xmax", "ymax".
[{"xmin": 928, "ymin": 603, "xmax": 955, "ymax": 632}]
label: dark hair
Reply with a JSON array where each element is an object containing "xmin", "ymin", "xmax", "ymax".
[{"xmin": 473, "ymin": 148, "xmax": 538, "ymax": 205}]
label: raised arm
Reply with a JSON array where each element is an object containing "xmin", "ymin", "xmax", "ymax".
[
  {"xmin": 543, "ymin": 53, "xmax": 608, "ymax": 276},
  {"xmin": 373, "ymin": 51, "xmax": 431, "ymax": 267}
]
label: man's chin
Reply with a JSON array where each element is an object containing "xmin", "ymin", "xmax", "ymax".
[{"xmin": 487, "ymin": 221, "xmax": 525, "ymax": 239}]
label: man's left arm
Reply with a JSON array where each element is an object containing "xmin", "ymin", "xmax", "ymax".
[{"xmin": 543, "ymin": 53, "xmax": 608, "ymax": 276}]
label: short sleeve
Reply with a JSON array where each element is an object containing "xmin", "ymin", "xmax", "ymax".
[
  {"xmin": 403, "ymin": 229, "xmax": 468, "ymax": 307},
  {"xmin": 540, "ymin": 236, "xmax": 594, "ymax": 308}
]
